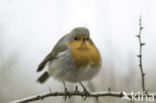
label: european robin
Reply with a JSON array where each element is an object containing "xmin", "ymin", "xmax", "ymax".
[{"xmin": 36, "ymin": 27, "xmax": 101, "ymax": 93}]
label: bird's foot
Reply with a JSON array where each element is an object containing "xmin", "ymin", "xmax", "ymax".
[
  {"xmin": 79, "ymin": 82, "xmax": 89, "ymax": 100},
  {"xmin": 74, "ymin": 84, "xmax": 89, "ymax": 100},
  {"xmin": 82, "ymin": 87, "xmax": 89, "ymax": 100},
  {"xmin": 64, "ymin": 87, "xmax": 70, "ymax": 101}
]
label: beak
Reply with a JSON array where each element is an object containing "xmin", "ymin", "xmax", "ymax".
[
  {"xmin": 82, "ymin": 38, "xmax": 85, "ymax": 42},
  {"xmin": 82, "ymin": 38, "xmax": 86, "ymax": 43}
]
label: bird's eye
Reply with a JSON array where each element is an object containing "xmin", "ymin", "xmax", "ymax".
[{"xmin": 74, "ymin": 37, "xmax": 78, "ymax": 40}]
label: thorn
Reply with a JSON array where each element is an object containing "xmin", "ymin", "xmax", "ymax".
[
  {"xmin": 37, "ymin": 95, "xmax": 40, "ymax": 99},
  {"xmin": 137, "ymin": 55, "xmax": 141, "ymax": 57},
  {"xmin": 37, "ymin": 95, "xmax": 44, "ymax": 101},
  {"xmin": 136, "ymin": 35, "xmax": 140, "ymax": 38},
  {"xmin": 141, "ymin": 43, "xmax": 146, "ymax": 46},
  {"xmin": 96, "ymin": 97, "xmax": 99, "ymax": 102},
  {"xmin": 121, "ymin": 91, "xmax": 124, "ymax": 96},
  {"xmin": 143, "ymin": 73, "xmax": 146, "ymax": 76},
  {"xmin": 140, "ymin": 27, "xmax": 144, "ymax": 30},
  {"xmin": 75, "ymin": 85, "xmax": 79, "ymax": 93},
  {"xmin": 108, "ymin": 87, "xmax": 111, "ymax": 92}
]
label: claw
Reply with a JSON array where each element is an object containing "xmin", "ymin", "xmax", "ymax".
[
  {"xmin": 63, "ymin": 81, "xmax": 70, "ymax": 101},
  {"xmin": 79, "ymin": 82, "xmax": 89, "ymax": 100},
  {"xmin": 82, "ymin": 88, "xmax": 89, "ymax": 100}
]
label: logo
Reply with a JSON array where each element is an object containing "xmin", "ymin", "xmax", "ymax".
[{"xmin": 131, "ymin": 91, "xmax": 155, "ymax": 102}]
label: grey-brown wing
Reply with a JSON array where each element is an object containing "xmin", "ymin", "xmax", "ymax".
[
  {"xmin": 37, "ymin": 33, "xmax": 71, "ymax": 72},
  {"xmin": 37, "ymin": 43, "xmax": 68, "ymax": 72},
  {"xmin": 37, "ymin": 52, "xmax": 54, "ymax": 72}
]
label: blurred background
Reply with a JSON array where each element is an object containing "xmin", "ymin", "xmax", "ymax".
[{"xmin": 0, "ymin": 0, "xmax": 156, "ymax": 103}]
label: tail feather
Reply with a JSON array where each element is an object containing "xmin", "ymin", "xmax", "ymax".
[{"xmin": 37, "ymin": 71, "xmax": 49, "ymax": 83}]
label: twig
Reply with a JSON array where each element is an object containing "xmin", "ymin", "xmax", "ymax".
[
  {"xmin": 10, "ymin": 91, "xmax": 156, "ymax": 103},
  {"xmin": 136, "ymin": 16, "xmax": 146, "ymax": 91}
]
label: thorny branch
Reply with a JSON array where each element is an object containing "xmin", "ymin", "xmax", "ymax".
[
  {"xmin": 136, "ymin": 16, "xmax": 146, "ymax": 92},
  {"xmin": 10, "ymin": 90, "xmax": 156, "ymax": 103}
]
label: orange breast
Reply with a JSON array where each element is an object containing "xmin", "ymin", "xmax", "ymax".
[{"xmin": 66, "ymin": 41, "xmax": 100, "ymax": 68}]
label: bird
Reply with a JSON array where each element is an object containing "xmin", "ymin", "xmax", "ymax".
[{"xmin": 36, "ymin": 27, "xmax": 102, "ymax": 94}]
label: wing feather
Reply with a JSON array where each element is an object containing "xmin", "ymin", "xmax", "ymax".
[{"xmin": 36, "ymin": 34, "xmax": 70, "ymax": 72}]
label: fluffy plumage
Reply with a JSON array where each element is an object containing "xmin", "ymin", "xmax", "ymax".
[{"xmin": 36, "ymin": 27, "xmax": 101, "ymax": 83}]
